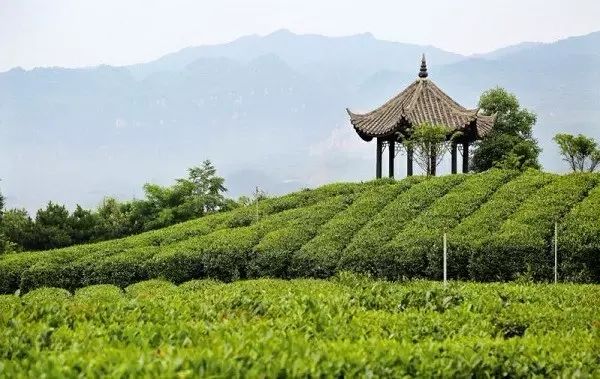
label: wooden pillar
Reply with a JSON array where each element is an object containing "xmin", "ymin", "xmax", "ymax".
[
  {"xmin": 462, "ymin": 142, "xmax": 469, "ymax": 173},
  {"xmin": 388, "ymin": 139, "xmax": 395, "ymax": 178},
  {"xmin": 376, "ymin": 138, "xmax": 383, "ymax": 179},
  {"xmin": 430, "ymin": 146, "xmax": 437, "ymax": 176},
  {"xmin": 406, "ymin": 146, "xmax": 414, "ymax": 177},
  {"xmin": 451, "ymin": 142, "xmax": 457, "ymax": 174}
]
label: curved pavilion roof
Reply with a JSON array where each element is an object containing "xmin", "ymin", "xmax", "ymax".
[{"xmin": 347, "ymin": 56, "xmax": 495, "ymax": 142}]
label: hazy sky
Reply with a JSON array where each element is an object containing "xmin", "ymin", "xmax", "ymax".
[{"xmin": 2, "ymin": 0, "xmax": 600, "ymax": 72}]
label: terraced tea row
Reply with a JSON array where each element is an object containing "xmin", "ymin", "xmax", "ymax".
[{"xmin": 1, "ymin": 170, "xmax": 599, "ymax": 293}]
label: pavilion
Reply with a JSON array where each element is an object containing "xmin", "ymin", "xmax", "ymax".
[{"xmin": 347, "ymin": 55, "xmax": 495, "ymax": 178}]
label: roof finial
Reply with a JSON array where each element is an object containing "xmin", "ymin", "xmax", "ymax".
[{"xmin": 418, "ymin": 54, "xmax": 428, "ymax": 78}]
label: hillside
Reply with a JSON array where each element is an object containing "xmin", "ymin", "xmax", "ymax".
[
  {"xmin": 1, "ymin": 170, "xmax": 599, "ymax": 294},
  {"xmin": 1, "ymin": 30, "xmax": 599, "ymax": 212}
]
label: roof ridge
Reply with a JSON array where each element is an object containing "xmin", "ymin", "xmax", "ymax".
[{"xmin": 348, "ymin": 80, "xmax": 418, "ymax": 118}]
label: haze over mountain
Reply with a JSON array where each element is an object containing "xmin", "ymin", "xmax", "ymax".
[{"xmin": 1, "ymin": 30, "xmax": 599, "ymax": 212}]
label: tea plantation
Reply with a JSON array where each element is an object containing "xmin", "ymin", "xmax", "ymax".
[
  {"xmin": 1, "ymin": 169, "xmax": 600, "ymax": 295},
  {"xmin": 0, "ymin": 276, "xmax": 598, "ymax": 377},
  {"xmin": 2, "ymin": 169, "xmax": 600, "ymax": 377}
]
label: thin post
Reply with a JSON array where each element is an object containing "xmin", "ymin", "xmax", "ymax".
[
  {"xmin": 430, "ymin": 146, "xmax": 437, "ymax": 176},
  {"xmin": 462, "ymin": 142, "xmax": 469, "ymax": 173},
  {"xmin": 443, "ymin": 233, "xmax": 447, "ymax": 286},
  {"xmin": 376, "ymin": 139, "xmax": 382, "ymax": 179},
  {"xmin": 451, "ymin": 142, "xmax": 457, "ymax": 174},
  {"xmin": 554, "ymin": 222, "xmax": 558, "ymax": 283},
  {"xmin": 255, "ymin": 186, "xmax": 260, "ymax": 222},
  {"xmin": 407, "ymin": 146, "xmax": 414, "ymax": 177},
  {"xmin": 388, "ymin": 139, "xmax": 395, "ymax": 178}
]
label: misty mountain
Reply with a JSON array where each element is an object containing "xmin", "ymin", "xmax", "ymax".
[
  {"xmin": 1, "ymin": 30, "xmax": 599, "ymax": 212},
  {"xmin": 129, "ymin": 29, "xmax": 464, "ymax": 86}
]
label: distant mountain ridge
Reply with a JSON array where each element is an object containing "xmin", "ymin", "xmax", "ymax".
[{"xmin": 1, "ymin": 30, "xmax": 599, "ymax": 212}]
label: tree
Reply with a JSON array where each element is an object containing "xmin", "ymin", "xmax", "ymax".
[
  {"xmin": 68, "ymin": 205, "xmax": 100, "ymax": 244},
  {"xmin": 0, "ymin": 162, "xmax": 230, "ymax": 252},
  {"xmin": 185, "ymin": 160, "xmax": 227, "ymax": 213},
  {"xmin": 0, "ymin": 187, "xmax": 4, "ymax": 217},
  {"xmin": 96, "ymin": 197, "xmax": 131, "ymax": 240},
  {"xmin": 472, "ymin": 88, "xmax": 541, "ymax": 172},
  {"xmin": 32, "ymin": 202, "xmax": 73, "ymax": 250},
  {"xmin": 554, "ymin": 133, "xmax": 600, "ymax": 172},
  {"xmin": 1, "ymin": 209, "xmax": 35, "ymax": 251},
  {"xmin": 0, "ymin": 187, "xmax": 8, "ymax": 253},
  {"xmin": 403, "ymin": 123, "xmax": 451, "ymax": 176}
]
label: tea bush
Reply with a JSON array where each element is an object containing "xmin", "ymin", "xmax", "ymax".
[
  {"xmin": 0, "ymin": 277, "xmax": 598, "ymax": 377},
  {"xmin": 339, "ymin": 174, "xmax": 466, "ymax": 275},
  {"xmin": 382, "ymin": 169, "xmax": 516, "ymax": 280},
  {"xmin": 558, "ymin": 183, "xmax": 600, "ymax": 282},
  {"xmin": 470, "ymin": 173, "xmax": 598, "ymax": 281},
  {"xmin": 1, "ymin": 171, "xmax": 599, "ymax": 294},
  {"xmin": 291, "ymin": 177, "xmax": 422, "ymax": 278},
  {"xmin": 449, "ymin": 170, "xmax": 555, "ymax": 276}
]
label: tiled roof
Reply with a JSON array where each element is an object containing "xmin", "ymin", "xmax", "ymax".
[{"xmin": 347, "ymin": 56, "xmax": 495, "ymax": 140}]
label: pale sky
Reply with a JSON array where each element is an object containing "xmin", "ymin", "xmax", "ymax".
[{"xmin": 1, "ymin": 0, "xmax": 600, "ymax": 72}]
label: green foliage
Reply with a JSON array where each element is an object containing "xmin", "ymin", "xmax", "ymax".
[
  {"xmin": 0, "ymin": 278, "xmax": 598, "ymax": 377},
  {"xmin": 0, "ymin": 209, "xmax": 34, "ymax": 252},
  {"xmin": 472, "ymin": 87, "xmax": 541, "ymax": 172},
  {"xmin": 340, "ymin": 175, "xmax": 465, "ymax": 275},
  {"xmin": 554, "ymin": 133, "xmax": 600, "ymax": 172},
  {"xmin": 138, "ymin": 160, "xmax": 228, "ymax": 231},
  {"xmin": 0, "ymin": 171, "xmax": 599, "ymax": 294},
  {"xmin": 250, "ymin": 195, "xmax": 357, "ymax": 278},
  {"xmin": 1, "ymin": 161, "xmax": 232, "ymax": 252},
  {"xmin": 32, "ymin": 202, "xmax": 73, "ymax": 250},
  {"xmin": 450, "ymin": 170, "xmax": 554, "ymax": 276},
  {"xmin": 291, "ymin": 179, "xmax": 420, "ymax": 278},
  {"xmin": 470, "ymin": 173, "xmax": 598, "ymax": 281},
  {"xmin": 384, "ymin": 169, "xmax": 516, "ymax": 280},
  {"xmin": 402, "ymin": 123, "xmax": 452, "ymax": 175},
  {"xmin": 558, "ymin": 184, "xmax": 600, "ymax": 282}
]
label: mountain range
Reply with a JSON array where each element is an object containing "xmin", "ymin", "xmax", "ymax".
[{"xmin": 1, "ymin": 29, "xmax": 599, "ymax": 212}]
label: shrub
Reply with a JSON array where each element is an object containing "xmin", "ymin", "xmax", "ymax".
[
  {"xmin": 0, "ymin": 252, "xmax": 45, "ymax": 294},
  {"xmin": 383, "ymin": 169, "xmax": 517, "ymax": 280},
  {"xmin": 250, "ymin": 195, "xmax": 356, "ymax": 278},
  {"xmin": 339, "ymin": 175, "xmax": 466, "ymax": 276},
  {"xmin": 1, "ymin": 279, "xmax": 598, "ymax": 377},
  {"xmin": 557, "ymin": 184, "xmax": 600, "ymax": 282},
  {"xmin": 226, "ymin": 182, "xmax": 363, "ymax": 228},
  {"xmin": 83, "ymin": 247, "xmax": 159, "ymax": 288},
  {"xmin": 449, "ymin": 170, "xmax": 555, "ymax": 277},
  {"xmin": 470, "ymin": 173, "xmax": 598, "ymax": 281},
  {"xmin": 290, "ymin": 178, "xmax": 422, "ymax": 278},
  {"xmin": 144, "ymin": 237, "xmax": 207, "ymax": 284}
]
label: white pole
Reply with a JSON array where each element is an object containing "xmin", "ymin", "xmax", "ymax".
[
  {"xmin": 443, "ymin": 233, "xmax": 447, "ymax": 286},
  {"xmin": 554, "ymin": 222, "xmax": 558, "ymax": 284}
]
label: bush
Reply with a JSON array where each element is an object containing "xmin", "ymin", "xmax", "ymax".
[
  {"xmin": 470, "ymin": 173, "xmax": 598, "ymax": 281},
  {"xmin": 83, "ymin": 247, "xmax": 159, "ymax": 288},
  {"xmin": 250, "ymin": 195, "xmax": 356, "ymax": 278},
  {"xmin": 1, "ymin": 172, "xmax": 599, "ymax": 292},
  {"xmin": 290, "ymin": 178, "xmax": 422, "ymax": 278},
  {"xmin": 1, "ymin": 279, "xmax": 598, "ymax": 377},
  {"xmin": 557, "ymin": 184, "xmax": 600, "ymax": 282},
  {"xmin": 227, "ymin": 182, "xmax": 363, "ymax": 228},
  {"xmin": 383, "ymin": 169, "xmax": 516, "ymax": 280},
  {"xmin": 449, "ymin": 170, "xmax": 554, "ymax": 277},
  {"xmin": 339, "ymin": 175, "xmax": 466, "ymax": 276},
  {"xmin": 144, "ymin": 237, "xmax": 207, "ymax": 284},
  {"xmin": 0, "ymin": 252, "xmax": 45, "ymax": 294}
]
